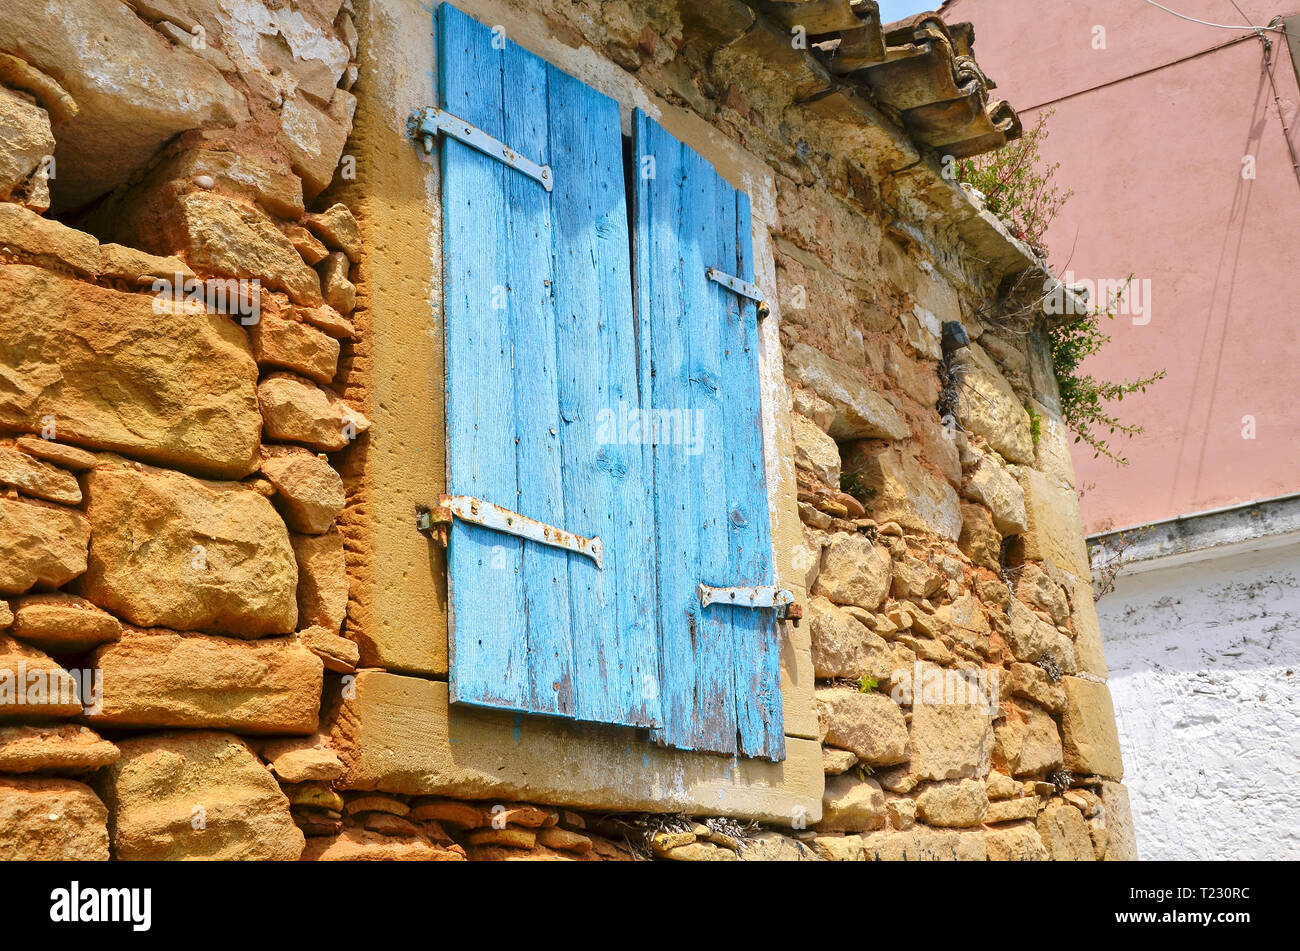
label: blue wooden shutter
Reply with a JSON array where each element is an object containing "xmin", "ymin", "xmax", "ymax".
[
  {"xmin": 439, "ymin": 3, "xmax": 660, "ymax": 728},
  {"xmin": 633, "ymin": 111, "xmax": 785, "ymax": 761}
]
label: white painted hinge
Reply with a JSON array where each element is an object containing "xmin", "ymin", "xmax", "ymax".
[{"xmin": 706, "ymin": 267, "xmax": 771, "ymax": 318}]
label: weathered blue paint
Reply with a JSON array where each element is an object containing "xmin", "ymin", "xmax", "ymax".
[
  {"xmin": 633, "ymin": 111, "xmax": 785, "ymax": 760},
  {"xmin": 439, "ymin": 3, "xmax": 661, "ymax": 728}
]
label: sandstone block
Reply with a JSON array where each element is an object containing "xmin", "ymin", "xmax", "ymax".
[
  {"xmin": 1005, "ymin": 599, "xmax": 1059, "ymax": 664},
  {"xmin": 97, "ymin": 732, "xmax": 304, "ymax": 860},
  {"xmin": 0, "ymin": 86, "xmax": 54, "ymax": 201},
  {"xmin": 250, "ymin": 309, "xmax": 340, "ymax": 384},
  {"xmin": 820, "ymin": 773, "xmax": 886, "ymax": 832},
  {"xmin": 985, "ymin": 820, "xmax": 1049, "ymax": 860},
  {"xmin": 1061, "ymin": 677, "xmax": 1124, "ymax": 779},
  {"xmin": 260, "ymin": 735, "xmax": 345, "ymax": 783},
  {"xmin": 958, "ymin": 501, "xmax": 1001, "ymax": 572},
  {"xmin": 80, "ymin": 459, "xmax": 298, "ymax": 637},
  {"xmin": 909, "ymin": 700, "xmax": 993, "ymax": 781},
  {"xmin": 292, "ymin": 529, "xmax": 349, "ymax": 633},
  {"xmin": 169, "ymin": 191, "xmax": 322, "ymax": 305},
  {"xmin": 303, "ymin": 203, "xmax": 361, "ymax": 262},
  {"xmin": 258, "ymin": 374, "xmax": 371, "ymax": 451},
  {"xmin": 297, "ymin": 625, "xmax": 359, "ymax": 673},
  {"xmin": 807, "ymin": 595, "xmax": 893, "ymax": 681},
  {"xmin": 857, "ymin": 825, "xmax": 986, "ymax": 861},
  {"xmin": 1018, "ymin": 467, "xmax": 1091, "ymax": 577},
  {"xmin": 816, "ymin": 687, "xmax": 908, "ymax": 766},
  {"xmin": 10, "ymin": 593, "xmax": 122, "ymax": 651},
  {"xmin": 954, "ymin": 343, "xmax": 1034, "ymax": 464},
  {"xmin": 1098, "ymin": 780, "xmax": 1139, "ymax": 861},
  {"xmin": 995, "ymin": 700, "xmax": 1063, "ymax": 777},
  {"xmin": 0, "ymin": 724, "xmax": 119, "ymax": 774},
  {"xmin": 14, "ymin": 436, "xmax": 96, "ymax": 471},
  {"xmin": 1009, "ymin": 662, "xmax": 1065, "ymax": 714},
  {"xmin": 0, "ymin": 635, "xmax": 85, "ymax": 718},
  {"xmin": 87, "ymin": 629, "xmax": 322, "ymax": 734},
  {"xmin": 811, "ymin": 534, "xmax": 892, "ymax": 610},
  {"xmin": 302, "ymin": 827, "xmax": 465, "ymax": 861},
  {"xmin": 98, "ymin": 243, "xmax": 194, "ymax": 286},
  {"xmin": 961, "ymin": 451, "xmax": 1027, "ymax": 535},
  {"xmin": 915, "ymin": 778, "xmax": 988, "ymax": 827},
  {"xmin": 844, "ymin": 445, "xmax": 962, "ymax": 541},
  {"xmin": 278, "ymin": 89, "xmax": 357, "ymax": 200},
  {"xmin": 320, "ymin": 250, "xmax": 356, "ymax": 315},
  {"xmin": 0, "ymin": 202, "xmax": 98, "ymax": 276},
  {"xmin": 985, "ymin": 796, "xmax": 1040, "ymax": 824},
  {"xmin": 791, "ymin": 412, "xmax": 840, "ymax": 487},
  {"xmin": 0, "ymin": 496, "xmax": 89, "ymax": 595},
  {"xmin": 785, "ymin": 343, "xmax": 910, "ymax": 440},
  {"xmin": 1036, "ymin": 802, "xmax": 1095, "ymax": 861},
  {"xmin": 261, "ymin": 446, "xmax": 345, "ymax": 534},
  {"xmin": 0, "ymin": 265, "xmax": 262, "ymax": 478},
  {"xmin": 0, "ymin": 776, "xmax": 109, "ymax": 859}
]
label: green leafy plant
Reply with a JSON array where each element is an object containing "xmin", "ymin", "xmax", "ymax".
[
  {"xmin": 856, "ymin": 674, "xmax": 878, "ymax": 694},
  {"xmin": 1025, "ymin": 402, "xmax": 1043, "ymax": 447},
  {"xmin": 959, "ymin": 113, "xmax": 1164, "ymax": 466},
  {"xmin": 1049, "ymin": 283, "xmax": 1166, "ymax": 465},
  {"xmin": 957, "ymin": 109, "xmax": 1072, "ymax": 256}
]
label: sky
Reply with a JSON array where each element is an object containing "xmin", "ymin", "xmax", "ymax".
[{"xmin": 877, "ymin": 0, "xmax": 938, "ymax": 24}]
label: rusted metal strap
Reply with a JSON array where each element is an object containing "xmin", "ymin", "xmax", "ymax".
[
  {"xmin": 697, "ymin": 583, "xmax": 801, "ymax": 622},
  {"xmin": 408, "ymin": 107, "xmax": 554, "ymax": 192},
  {"xmin": 419, "ymin": 495, "xmax": 602, "ymax": 569},
  {"xmin": 706, "ymin": 267, "xmax": 765, "ymax": 304}
]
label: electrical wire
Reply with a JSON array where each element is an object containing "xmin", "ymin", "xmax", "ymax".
[{"xmin": 1139, "ymin": 0, "xmax": 1282, "ymax": 33}]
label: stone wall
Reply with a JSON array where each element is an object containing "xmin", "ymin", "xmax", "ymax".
[{"xmin": 0, "ymin": 0, "xmax": 1135, "ymax": 861}]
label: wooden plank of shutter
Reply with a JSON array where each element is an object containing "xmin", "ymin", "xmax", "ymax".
[
  {"xmin": 634, "ymin": 111, "xmax": 785, "ymax": 760},
  {"xmin": 439, "ymin": 3, "xmax": 659, "ymax": 728}
]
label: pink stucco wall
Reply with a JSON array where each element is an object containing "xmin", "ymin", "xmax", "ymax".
[{"xmin": 943, "ymin": 0, "xmax": 1300, "ymax": 533}]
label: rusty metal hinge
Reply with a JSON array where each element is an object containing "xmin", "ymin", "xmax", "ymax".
[
  {"xmin": 417, "ymin": 494, "xmax": 602, "ymax": 568},
  {"xmin": 407, "ymin": 107, "xmax": 554, "ymax": 192},
  {"xmin": 697, "ymin": 583, "xmax": 802, "ymax": 624},
  {"xmin": 706, "ymin": 267, "xmax": 771, "ymax": 319}
]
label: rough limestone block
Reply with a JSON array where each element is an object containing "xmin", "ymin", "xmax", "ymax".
[
  {"xmin": 0, "ymin": 496, "xmax": 89, "ymax": 595},
  {"xmin": 250, "ymin": 308, "xmax": 340, "ymax": 384},
  {"xmin": 168, "ymin": 191, "xmax": 323, "ymax": 305},
  {"xmin": 97, "ymin": 243, "xmax": 194, "ymax": 286},
  {"xmin": 278, "ymin": 89, "xmax": 356, "ymax": 199},
  {"xmin": 80, "ymin": 458, "xmax": 298, "ymax": 637},
  {"xmin": 303, "ymin": 202, "xmax": 361, "ymax": 262},
  {"xmin": 10, "ymin": 593, "xmax": 122, "ymax": 651},
  {"xmin": 953, "ymin": 342, "xmax": 1034, "ymax": 464},
  {"xmin": 258, "ymin": 374, "xmax": 372, "ymax": 451},
  {"xmin": 0, "ymin": 777, "xmax": 109, "ymax": 860},
  {"xmin": 807, "ymin": 595, "xmax": 892, "ymax": 681},
  {"xmin": 856, "ymin": 825, "xmax": 986, "ymax": 861},
  {"xmin": 994, "ymin": 699, "xmax": 1063, "ymax": 778},
  {"xmin": 915, "ymin": 778, "xmax": 989, "ymax": 827},
  {"xmin": 909, "ymin": 700, "xmax": 993, "ymax": 781},
  {"xmin": 1067, "ymin": 578, "xmax": 1109, "ymax": 678},
  {"xmin": 961, "ymin": 450, "xmax": 1027, "ymax": 535},
  {"xmin": 0, "ymin": 635, "xmax": 84, "ymax": 718},
  {"xmin": 292, "ymin": 529, "xmax": 349, "ymax": 633},
  {"xmin": 0, "ymin": 0, "xmax": 250, "ymax": 209},
  {"xmin": 843, "ymin": 445, "xmax": 963, "ymax": 541},
  {"xmin": 0, "ymin": 86, "xmax": 55, "ymax": 199},
  {"xmin": 1061, "ymin": 677, "xmax": 1124, "ymax": 779},
  {"xmin": 1005, "ymin": 599, "xmax": 1059, "ymax": 664},
  {"xmin": 791, "ymin": 412, "xmax": 840, "ymax": 487},
  {"xmin": 958, "ymin": 501, "xmax": 1001, "ymax": 571},
  {"xmin": 1036, "ymin": 802, "xmax": 1095, "ymax": 861},
  {"xmin": 0, "ymin": 724, "xmax": 118, "ymax": 774},
  {"xmin": 0, "ymin": 202, "xmax": 98, "ymax": 275},
  {"xmin": 1018, "ymin": 467, "xmax": 1091, "ymax": 578},
  {"xmin": 985, "ymin": 820, "xmax": 1049, "ymax": 860},
  {"xmin": 260, "ymin": 446, "xmax": 346, "ymax": 534},
  {"xmin": 1098, "ymin": 780, "xmax": 1139, "ymax": 861},
  {"xmin": 819, "ymin": 773, "xmax": 886, "ymax": 832},
  {"xmin": 785, "ymin": 343, "xmax": 910, "ymax": 441},
  {"xmin": 0, "ymin": 265, "xmax": 263, "ymax": 478},
  {"xmin": 96, "ymin": 732, "xmax": 304, "ymax": 860},
  {"xmin": 87, "ymin": 629, "xmax": 322, "ymax": 734},
  {"xmin": 815, "ymin": 687, "xmax": 908, "ymax": 766},
  {"xmin": 810, "ymin": 535, "xmax": 891, "ymax": 610}
]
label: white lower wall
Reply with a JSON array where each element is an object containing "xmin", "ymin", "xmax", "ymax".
[{"xmin": 1099, "ymin": 540, "xmax": 1300, "ymax": 860}]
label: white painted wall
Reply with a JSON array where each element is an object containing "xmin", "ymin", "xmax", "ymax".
[{"xmin": 1100, "ymin": 540, "xmax": 1300, "ymax": 860}]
